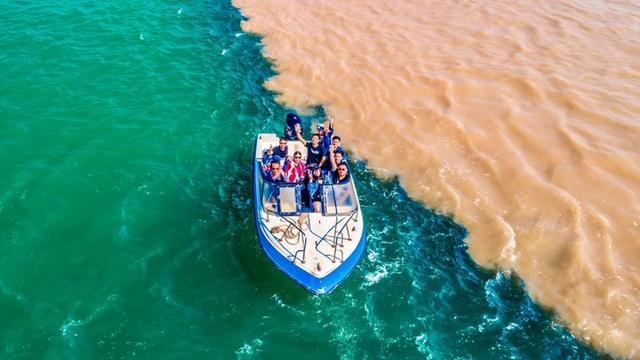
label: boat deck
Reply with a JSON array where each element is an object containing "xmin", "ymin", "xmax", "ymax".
[{"xmin": 257, "ymin": 209, "xmax": 362, "ymax": 278}]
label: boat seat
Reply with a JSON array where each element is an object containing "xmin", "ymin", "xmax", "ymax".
[
  {"xmin": 286, "ymin": 141, "xmax": 307, "ymax": 161},
  {"xmin": 260, "ymin": 141, "xmax": 308, "ymax": 163}
]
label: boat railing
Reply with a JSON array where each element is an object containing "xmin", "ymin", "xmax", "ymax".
[
  {"xmin": 258, "ymin": 209, "xmax": 308, "ymax": 264},
  {"xmin": 314, "ymin": 209, "xmax": 358, "ymax": 263},
  {"xmin": 259, "ymin": 167, "xmax": 359, "ymax": 265},
  {"xmin": 259, "ymin": 181, "xmax": 308, "ymax": 264},
  {"xmin": 314, "ymin": 181, "xmax": 359, "ymax": 263},
  {"xmin": 275, "ymin": 215, "xmax": 308, "ymax": 264}
]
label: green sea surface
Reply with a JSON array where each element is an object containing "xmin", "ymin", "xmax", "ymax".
[{"xmin": 0, "ymin": 1, "xmax": 608, "ymax": 358}]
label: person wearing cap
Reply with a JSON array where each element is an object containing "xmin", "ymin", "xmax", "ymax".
[
  {"xmin": 317, "ymin": 117, "xmax": 334, "ymax": 150},
  {"xmin": 295, "ymin": 129, "xmax": 326, "ymax": 169},
  {"xmin": 283, "ymin": 113, "xmax": 303, "ymax": 141}
]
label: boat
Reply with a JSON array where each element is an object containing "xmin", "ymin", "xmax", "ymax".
[{"xmin": 252, "ymin": 133, "xmax": 366, "ymax": 295}]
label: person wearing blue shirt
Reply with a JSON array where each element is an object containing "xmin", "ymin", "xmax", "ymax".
[
  {"xmin": 333, "ymin": 163, "xmax": 350, "ymax": 184},
  {"xmin": 330, "ymin": 135, "xmax": 345, "ymax": 159},
  {"xmin": 269, "ymin": 137, "xmax": 289, "ymax": 159},
  {"xmin": 328, "ymin": 146, "xmax": 346, "ymax": 169},
  {"xmin": 325, "ymin": 145, "xmax": 348, "ymax": 178},
  {"xmin": 283, "ymin": 113, "xmax": 302, "ymax": 141},
  {"xmin": 303, "ymin": 166, "xmax": 323, "ymax": 212},
  {"xmin": 317, "ymin": 118, "xmax": 334, "ymax": 151},
  {"xmin": 296, "ymin": 130, "xmax": 326, "ymax": 169},
  {"xmin": 322, "ymin": 141, "xmax": 343, "ymax": 171},
  {"xmin": 264, "ymin": 159, "xmax": 287, "ymax": 183}
]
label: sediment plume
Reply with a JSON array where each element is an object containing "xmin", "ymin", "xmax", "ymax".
[{"xmin": 232, "ymin": 0, "xmax": 640, "ymax": 357}]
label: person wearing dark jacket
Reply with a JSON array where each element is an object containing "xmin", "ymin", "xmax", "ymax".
[
  {"xmin": 303, "ymin": 166, "xmax": 323, "ymax": 212},
  {"xmin": 333, "ymin": 163, "xmax": 350, "ymax": 184},
  {"xmin": 264, "ymin": 159, "xmax": 287, "ymax": 183},
  {"xmin": 283, "ymin": 113, "xmax": 302, "ymax": 141},
  {"xmin": 269, "ymin": 137, "xmax": 289, "ymax": 159}
]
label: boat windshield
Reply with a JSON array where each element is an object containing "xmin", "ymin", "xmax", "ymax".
[
  {"xmin": 262, "ymin": 181, "xmax": 302, "ymax": 215},
  {"xmin": 260, "ymin": 175, "xmax": 357, "ymax": 216},
  {"xmin": 322, "ymin": 182, "xmax": 357, "ymax": 216}
]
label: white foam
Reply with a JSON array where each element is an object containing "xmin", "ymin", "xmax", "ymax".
[{"xmin": 235, "ymin": 339, "xmax": 263, "ymax": 356}]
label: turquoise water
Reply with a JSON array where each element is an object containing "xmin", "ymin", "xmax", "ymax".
[{"xmin": 0, "ymin": 1, "xmax": 608, "ymax": 358}]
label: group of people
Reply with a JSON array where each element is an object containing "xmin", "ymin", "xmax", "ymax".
[{"xmin": 263, "ymin": 113, "xmax": 351, "ymax": 212}]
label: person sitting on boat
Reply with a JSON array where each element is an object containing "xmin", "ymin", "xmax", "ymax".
[
  {"xmin": 323, "ymin": 143, "xmax": 345, "ymax": 172},
  {"xmin": 261, "ymin": 150, "xmax": 276, "ymax": 172},
  {"xmin": 284, "ymin": 151, "xmax": 305, "ymax": 182},
  {"xmin": 283, "ymin": 112, "xmax": 303, "ymax": 141},
  {"xmin": 331, "ymin": 135, "xmax": 346, "ymax": 159},
  {"xmin": 267, "ymin": 137, "xmax": 289, "ymax": 160},
  {"xmin": 295, "ymin": 129, "xmax": 326, "ymax": 168},
  {"xmin": 303, "ymin": 165, "xmax": 323, "ymax": 212},
  {"xmin": 265, "ymin": 159, "xmax": 287, "ymax": 183},
  {"xmin": 333, "ymin": 163, "xmax": 350, "ymax": 185},
  {"xmin": 328, "ymin": 145, "xmax": 347, "ymax": 170}
]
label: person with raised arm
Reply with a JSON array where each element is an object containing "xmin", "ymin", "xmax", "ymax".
[
  {"xmin": 330, "ymin": 135, "xmax": 345, "ymax": 159},
  {"xmin": 328, "ymin": 145, "xmax": 347, "ymax": 171},
  {"xmin": 295, "ymin": 128, "xmax": 326, "ymax": 169},
  {"xmin": 317, "ymin": 116, "xmax": 334, "ymax": 150}
]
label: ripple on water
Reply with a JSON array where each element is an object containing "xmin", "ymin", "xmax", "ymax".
[{"xmin": 0, "ymin": 0, "xmax": 614, "ymax": 358}]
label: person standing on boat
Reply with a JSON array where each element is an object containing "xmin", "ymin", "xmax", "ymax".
[
  {"xmin": 284, "ymin": 151, "xmax": 305, "ymax": 182},
  {"xmin": 283, "ymin": 113, "xmax": 303, "ymax": 141},
  {"xmin": 295, "ymin": 130, "xmax": 326, "ymax": 169}
]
